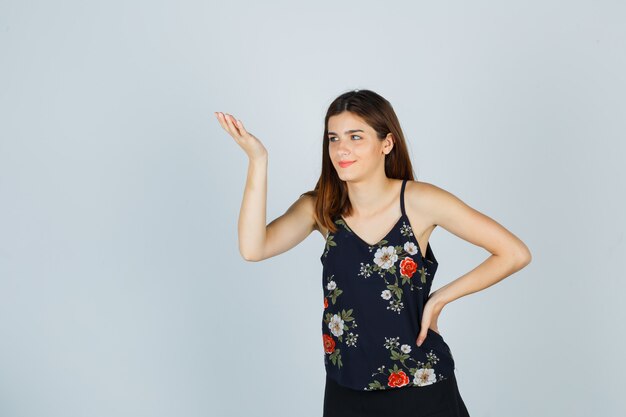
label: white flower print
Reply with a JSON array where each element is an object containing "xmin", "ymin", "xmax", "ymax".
[
  {"xmin": 425, "ymin": 351, "xmax": 440, "ymax": 364},
  {"xmin": 400, "ymin": 344, "xmax": 412, "ymax": 353},
  {"xmin": 358, "ymin": 262, "xmax": 373, "ymax": 278},
  {"xmin": 345, "ymin": 332, "xmax": 359, "ymax": 347},
  {"xmin": 326, "ymin": 280, "xmax": 337, "ymax": 290},
  {"xmin": 328, "ymin": 314, "xmax": 344, "ymax": 337},
  {"xmin": 387, "ymin": 299, "xmax": 404, "ymax": 313},
  {"xmin": 373, "ymin": 246, "xmax": 398, "ymax": 269},
  {"xmin": 413, "ymin": 368, "xmax": 437, "ymax": 386},
  {"xmin": 381, "ymin": 290, "xmax": 392, "ymax": 300},
  {"xmin": 400, "ymin": 221, "xmax": 414, "ymax": 238},
  {"xmin": 403, "ymin": 241, "xmax": 418, "ymax": 256},
  {"xmin": 383, "ymin": 336, "xmax": 400, "ymax": 350}
]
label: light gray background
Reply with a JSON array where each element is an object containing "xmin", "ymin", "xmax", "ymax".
[{"xmin": 1, "ymin": 1, "xmax": 624, "ymax": 416}]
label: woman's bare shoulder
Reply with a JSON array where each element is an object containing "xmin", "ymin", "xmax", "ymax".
[
  {"xmin": 405, "ymin": 179, "xmax": 480, "ymax": 230},
  {"xmin": 404, "ymin": 179, "xmax": 457, "ymax": 218},
  {"xmin": 405, "ymin": 179, "xmax": 442, "ymax": 200}
]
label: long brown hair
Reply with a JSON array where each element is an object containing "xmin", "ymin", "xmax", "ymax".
[{"xmin": 302, "ymin": 89, "xmax": 416, "ymax": 234}]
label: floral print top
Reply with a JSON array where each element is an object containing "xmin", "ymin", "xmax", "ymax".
[{"xmin": 320, "ymin": 179, "xmax": 456, "ymax": 391}]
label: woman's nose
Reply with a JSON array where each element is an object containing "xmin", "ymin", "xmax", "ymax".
[{"xmin": 337, "ymin": 139, "xmax": 351, "ymax": 154}]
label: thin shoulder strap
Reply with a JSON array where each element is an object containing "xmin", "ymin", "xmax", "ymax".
[{"xmin": 400, "ymin": 179, "xmax": 408, "ymax": 217}]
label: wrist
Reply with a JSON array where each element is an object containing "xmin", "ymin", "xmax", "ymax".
[
  {"xmin": 429, "ymin": 289, "xmax": 450, "ymax": 307},
  {"xmin": 250, "ymin": 153, "xmax": 268, "ymax": 164}
]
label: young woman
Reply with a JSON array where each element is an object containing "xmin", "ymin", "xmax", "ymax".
[{"xmin": 215, "ymin": 89, "xmax": 531, "ymax": 417}]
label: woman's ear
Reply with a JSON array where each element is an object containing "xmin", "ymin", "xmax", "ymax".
[{"xmin": 383, "ymin": 133, "xmax": 394, "ymax": 155}]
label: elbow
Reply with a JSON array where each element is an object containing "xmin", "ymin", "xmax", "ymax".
[
  {"xmin": 239, "ymin": 248, "xmax": 263, "ymax": 262},
  {"xmin": 240, "ymin": 252, "xmax": 259, "ymax": 262},
  {"xmin": 513, "ymin": 245, "xmax": 532, "ymax": 269}
]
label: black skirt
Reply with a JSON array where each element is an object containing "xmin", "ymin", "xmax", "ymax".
[{"xmin": 323, "ymin": 372, "xmax": 470, "ymax": 417}]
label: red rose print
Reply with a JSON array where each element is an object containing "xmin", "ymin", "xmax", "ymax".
[
  {"xmin": 400, "ymin": 257, "xmax": 417, "ymax": 279},
  {"xmin": 323, "ymin": 334, "xmax": 335, "ymax": 353},
  {"xmin": 324, "ymin": 297, "xmax": 328, "ymax": 309},
  {"xmin": 388, "ymin": 370, "xmax": 410, "ymax": 387}
]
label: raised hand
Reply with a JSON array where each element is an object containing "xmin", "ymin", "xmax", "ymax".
[{"xmin": 215, "ymin": 112, "xmax": 268, "ymax": 161}]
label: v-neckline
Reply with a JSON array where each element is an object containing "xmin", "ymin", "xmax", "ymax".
[{"xmin": 340, "ymin": 214, "xmax": 405, "ymax": 247}]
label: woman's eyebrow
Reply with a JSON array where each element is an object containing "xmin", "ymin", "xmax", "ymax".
[{"xmin": 328, "ymin": 129, "xmax": 365, "ymax": 135}]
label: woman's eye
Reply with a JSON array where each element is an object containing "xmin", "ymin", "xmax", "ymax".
[{"xmin": 329, "ymin": 135, "xmax": 361, "ymax": 142}]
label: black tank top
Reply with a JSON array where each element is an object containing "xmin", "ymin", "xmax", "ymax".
[{"xmin": 320, "ymin": 178, "xmax": 456, "ymax": 391}]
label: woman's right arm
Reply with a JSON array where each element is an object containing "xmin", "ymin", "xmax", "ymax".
[{"xmin": 216, "ymin": 112, "xmax": 320, "ymax": 262}]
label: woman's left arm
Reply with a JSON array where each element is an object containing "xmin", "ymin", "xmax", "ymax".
[{"xmin": 416, "ymin": 182, "xmax": 532, "ymax": 346}]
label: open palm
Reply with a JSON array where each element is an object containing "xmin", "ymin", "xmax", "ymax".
[{"xmin": 215, "ymin": 112, "xmax": 267, "ymax": 160}]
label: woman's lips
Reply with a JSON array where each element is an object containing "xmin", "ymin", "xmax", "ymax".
[{"xmin": 339, "ymin": 161, "xmax": 355, "ymax": 168}]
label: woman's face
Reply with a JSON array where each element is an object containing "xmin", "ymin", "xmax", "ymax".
[{"xmin": 327, "ymin": 111, "xmax": 393, "ymax": 180}]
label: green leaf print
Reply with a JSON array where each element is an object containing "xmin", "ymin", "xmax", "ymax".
[
  {"xmin": 322, "ymin": 234, "xmax": 337, "ymax": 258},
  {"xmin": 387, "ymin": 284, "xmax": 403, "ymax": 299},
  {"xmin": 330, "ymin": 288, "xmax": 342, "ymax": 304},
  {"xmin": 329, "ymin": 349, "xmax": 342, "ymax": 369},
  {"xmin": 390, "ymin": 349, "xmax": 409, "ymax": 362},
  {"xmin": 419, "ymin": 267, "xmax": 427, "ymax": 284},
  {"xmin": 335, "ymin": 218, "xmax": 352, "ymax": 233},
  {"xmin": 368, "ymin": 380, "xmax": 384, "ymax": 390}
]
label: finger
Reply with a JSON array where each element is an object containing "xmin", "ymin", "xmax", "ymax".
[
  {"xmin": 416, "ymin": 318, "xmax": 432, "ymax": 346},
  {"xmin": 215, "ymin": 112, "xmax": 230, "ymax": 131},
  {"xmin": 235, "ymin": 118, "xmax": 247, "ymax": 134},
  {"xmin": 415, "ymin": 329, "xmax": 427, "ymax": 347},
  {"xmin": 216, "ymin": 112, "xmax": 238, "ymax": 137},
  {"xmin": 224, "ymin": 113, "xmax": 242, "ymax": 137}
]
